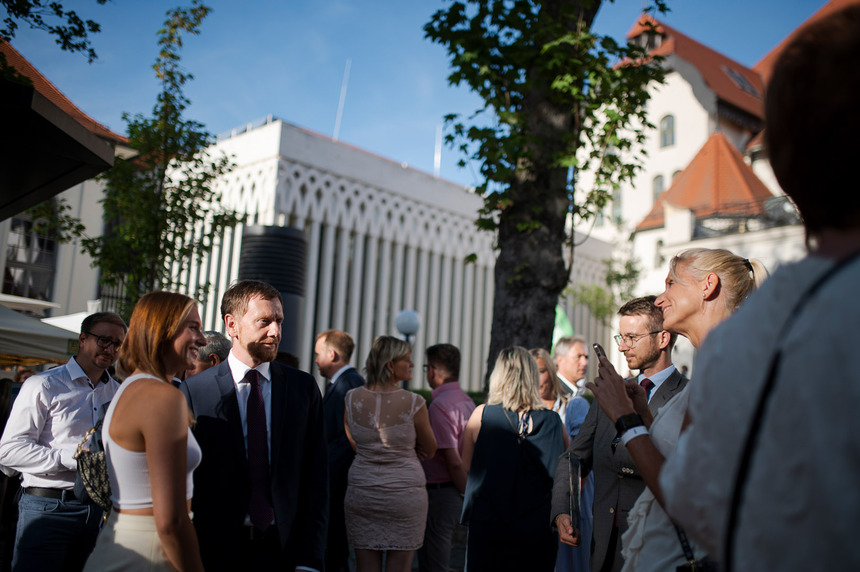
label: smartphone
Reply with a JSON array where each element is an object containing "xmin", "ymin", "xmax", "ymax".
[{"xmin": 592, "ymin": 343, "xmax": 607, "ymax": 360}]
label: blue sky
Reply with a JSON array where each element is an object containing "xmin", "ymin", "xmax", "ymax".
[{"xmin": 7, "ymin": 0, "xmax": 828, "ymax": 188}]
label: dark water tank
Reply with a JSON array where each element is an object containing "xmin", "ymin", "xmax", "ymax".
[{"xmin": 238, "ymin": 225, "xmax": 306, "ymax": 359}]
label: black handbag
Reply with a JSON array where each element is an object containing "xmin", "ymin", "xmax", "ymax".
[
  {"xmin": 73, "ymin": 417, "xmax": 112, "ymax": 513},
  {"xmin": 675, "ymin": 524, "xmax": 718, "ymax": 571}
]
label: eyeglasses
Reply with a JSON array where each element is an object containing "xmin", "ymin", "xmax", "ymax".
[
  {"xmin": 613, "ymin": 331, "xmax": 661, "ymax": 348},
  {"xmin": 83, "ymin": 331, "xmax": 123, "ymax": 351},
  {"xmin": 422, "ymin": 364, "xmax": 436, "ymax": 372}
]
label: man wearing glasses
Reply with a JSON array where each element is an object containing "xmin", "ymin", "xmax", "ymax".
[
  {"xmin": 0, "ymin": 312, "xmax": 126, "ymax": 572},
  {"xmin": 551, "ymin": 296, "xmax": 687, "ymax": 572}
]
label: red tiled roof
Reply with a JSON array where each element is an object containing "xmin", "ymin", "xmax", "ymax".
[
  {"xmin": 628, "ymin": 15, "xmax": 764, "ymax": 119},
  {"xmin": 635, "ymin": 132, "xmax": 774, "ymax": 232},
  {"xmin": 1, "ymin": 41, "xmax": 127, "ymax": 145},
  {"xmin": 754, "ymin": 0, "xmax": 860, "ymax": 85}
]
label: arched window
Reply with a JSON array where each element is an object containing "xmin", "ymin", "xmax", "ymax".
[
  {"xmin": 660, "ymin": 115, "xmax": 675, "ymax": 148},
  {"xmin": 672, "ymin": 169, "xmax": 682, "ymax": 182},
  {"xmin": 653, "ymin": 175, "xmax": 665, "ymax": 203}
]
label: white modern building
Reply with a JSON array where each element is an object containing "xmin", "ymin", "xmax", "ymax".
[{"xmin": 170, "ymin": 117, "xmax": 612, "ymax": 390}]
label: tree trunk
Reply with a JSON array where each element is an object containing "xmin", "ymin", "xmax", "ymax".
[{"xmin": 484, "ymin": 0, "xmax": 601, "ymax": 385}]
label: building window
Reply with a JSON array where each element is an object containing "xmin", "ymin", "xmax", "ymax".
[
  {"xmin": 655, "ymin": 239, "xmax": 665, "ymax": 268},
  {"xmin": 672, "ymin": 169, "xmax": 682, "ymax": 182},
  {"xmin": 653, "ymin": 175, "xmax": 665, "ymax": 203},
  {"xmin": 660, "ymin": 115, "xmax": 675, "ymax": 148},
  {"xmin": 2, "ymin": 213, "xmax": 58, "ymax": 302},
  {"xmin": 722, "ymin": 65, "xmax": 761, "ymax": 98},
  {"xmin": 611, "ymin": 190, "xmax": 622, "ymax": 224}
]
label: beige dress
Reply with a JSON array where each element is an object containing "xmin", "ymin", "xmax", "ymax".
[{"xmin": 344, "ymin": 386, "xmax": 428, "ymax": 550}]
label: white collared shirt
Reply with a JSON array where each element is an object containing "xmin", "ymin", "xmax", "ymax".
[
  {"xmin": 227, "ymin": 352, "xmax": 272, "ymax": 458},
  {"xmin": 229, "ymin": 354, "xmax": 311, "ymax": 566},
  {"xmin": 558, "ymin": 374, "xmax": 579, "ymax": 395},
  {"xmin": 0, "ymin": 356, "xmax": 119, "ymax": 489}
]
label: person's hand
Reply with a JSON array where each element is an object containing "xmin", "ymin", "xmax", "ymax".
[
  {"xmin": 585, "ymin": 355, "xmax": 636, "ymax": 423},
  {"xmin": 626, "ymin": 379, "xmax": 650, "ymax": 420},
  {"xmin": 415, "ymin": 444, "xmax": 430, "ymax": 460},
  {"xmin": 556, "ymin": 514, "xmax": 580, "ymax": 546}
]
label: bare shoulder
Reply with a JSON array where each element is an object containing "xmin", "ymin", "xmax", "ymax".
[
  {"xmin": 120, "ymin": 379, "xmax": 186, "ymax": 422},
  {"xmin": 466, "ymin": 404, "xmax": 485, "ymax": 427}
]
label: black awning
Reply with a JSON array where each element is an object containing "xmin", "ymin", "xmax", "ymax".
[{"xmin": 0, "ymin": 78, "xmax": 115, "ymax": 220}]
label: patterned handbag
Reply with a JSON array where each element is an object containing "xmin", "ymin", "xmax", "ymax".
[{"xmin": 73, "ymin": 420, "xmax": 113, "ymax": 512}]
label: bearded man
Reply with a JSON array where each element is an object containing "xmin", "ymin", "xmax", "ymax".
[
  {"xmin": 182, "ymin": 280, "xmax": 328, "ymax": 572},
  {"xmin": 552, "ymin": 296, "xmax": 688, "ymax": 572}
]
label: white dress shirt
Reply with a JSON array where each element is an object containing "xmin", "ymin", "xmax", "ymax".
[
  {"xmin": 0, "ymin": 356, "xmax": 119, "ymax": 489},
  {"xmin": 557, "ymin": 373, "xmax": 580, "ymax": 395},
  {"xmin": 227, "ymin": 354, "xmax": 319, "ymax": 571},
  {"xmin": 226, "ymin": 352, "xmax": 272, "ymax": 457}
]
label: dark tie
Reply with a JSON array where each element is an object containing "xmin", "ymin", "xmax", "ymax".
[
  {"xmin": 641, "ymin": 377, "xmax": 655, "ymax": 400},
  {"xmin": 243, "ymin": 369, "xmax": 274, "ymax": 530}
]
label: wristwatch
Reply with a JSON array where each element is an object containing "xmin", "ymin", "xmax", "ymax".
[{"xmin": 614, "ymin": 413, "xmax": 644, "ymax": 435}]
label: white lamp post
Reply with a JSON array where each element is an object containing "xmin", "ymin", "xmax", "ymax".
[
  {"xmin": 395, "ymin": 309, "xmax": 420, "ymax": 346},
  {"xmin": 395, "ymin": 309, "xmax": 420, "ymax": 389}
]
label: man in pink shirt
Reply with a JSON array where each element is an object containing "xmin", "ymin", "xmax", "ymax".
[{"xmin": 418, "ymin": 344, "xmax": 476, "ymax": 572}]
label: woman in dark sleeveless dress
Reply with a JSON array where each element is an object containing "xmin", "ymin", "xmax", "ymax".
[{"xmin": 460, "ymin": 346, "xmax": 567, "ymax": 571}]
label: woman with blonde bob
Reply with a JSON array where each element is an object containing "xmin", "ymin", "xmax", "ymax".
[
  {"xmin": 461, "ymin": 346, "xmax": 566, "ymax": 571},
  {"xmin": 343, "ymin": 336, "xmax": 437, "ymax": 572},
  {"xmin": 583, "ymin": 248, "xmax": 766, "ymax": 571},
  {"xmin": 529, "ymin": 347, "xmax": 569, "ymax": 422},
  {"xmin": 84, "ymin": 292, "xmax": 206, "ymax": 572}
]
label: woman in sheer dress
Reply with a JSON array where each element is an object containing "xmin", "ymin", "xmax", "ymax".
[{"xmin": 344, "ymin": 336, "xmax": 437, "ymax": 572}]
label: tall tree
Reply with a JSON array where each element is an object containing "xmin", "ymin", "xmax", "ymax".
[
  {"xmin": 425, "ymin": 0, "xmax": 665, "ymax": 377},
  {"xmin": 80, "ymin": 0, "xmax": 242, "ymax": 317}
]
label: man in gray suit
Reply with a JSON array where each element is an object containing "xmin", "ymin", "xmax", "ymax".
[{"xmin": 551, "ymin": 296, "xmax": 688, "ymax": 572}]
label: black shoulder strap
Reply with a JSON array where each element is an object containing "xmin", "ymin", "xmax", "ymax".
[{"xmin": 724, "ymin": 251, "xmax": 860, "ymax": 570}]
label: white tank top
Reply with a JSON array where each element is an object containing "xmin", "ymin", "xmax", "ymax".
[{"xmin": 103, "ymin": 373, "xmax": 202, "ymax": 510}]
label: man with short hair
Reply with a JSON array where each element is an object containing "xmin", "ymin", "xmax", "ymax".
[
  {"xmin": 553, "ymin": 336, "xmax": 589, "ymax": 396},
  {"xmin": 418, "ymin": 343, "xmax": 475, "ymax": 572},
  {"xmin": 185, "ymin": 330, "xmax": 232, "ymax": 377},
  {"xmin": 551, "ymin": 296, "xmax": 688, "ymax": 572},
  {"xmin": 182, "ymin": 280, "xmax": 328, "ymax": 571},
  {"xmin": 314, "ymin": 329, "xmax": 364, "ymax": 572},
  {"xmin": 0, "ymin": 312, "xmax": 126, "ymax": 572}
]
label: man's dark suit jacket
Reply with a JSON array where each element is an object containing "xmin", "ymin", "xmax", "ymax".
[
  {"xmin": 551, "ymin": 369, "xmax": 688, "ymax": 572},
  {"xmin": 182, "ymin": 360, "xmax": 329, "ymax": 572},
  {"xmin": 323, "ymin": 367, "xmax": 364, "ymax": 571},
  {"xmin": 324, "ymin": 367, "xmax": 365, "ymax": 477}
]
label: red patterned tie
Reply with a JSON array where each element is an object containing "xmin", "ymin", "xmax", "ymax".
[
  {"xmin": 243, "ymin": 369, "xmax": 274, "ymax": 530},
  {"xmin": 641, "ymin": 377, "xmax": 655, "ymax": 400}
]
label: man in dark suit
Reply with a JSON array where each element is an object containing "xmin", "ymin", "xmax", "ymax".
[
  {"xmin": 314, "ymin": 329, "xmax": 365, "ymax": 572},
  {"xmin": 182, "ymin": 280, "xmax": 328, "ymax": 571},
  {"xmin": 552, "ymin": 296, "xmax": 688, "ymax": 572}
]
